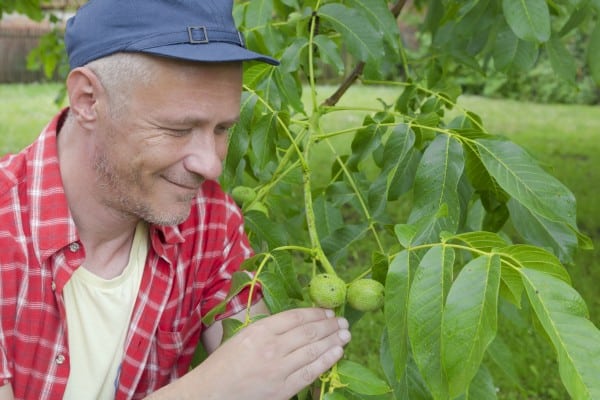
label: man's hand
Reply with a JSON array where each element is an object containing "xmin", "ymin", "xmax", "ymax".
[{"xmin": 148, "ymin": 307, "xmax": 351, "ymax": 400}]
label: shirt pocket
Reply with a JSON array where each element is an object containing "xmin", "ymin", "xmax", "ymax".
[
  {"xmin": 154, "ymin": 313, "xmax": 203, "ymax": 379},
  {"xmin": 154, "ymin": 327, "xmax": 184, "ymax": 375}
]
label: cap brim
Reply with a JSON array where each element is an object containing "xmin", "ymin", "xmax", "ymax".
[{"xmin": 138, "ymin": 42, "xmax": 280, "ymax": 66}]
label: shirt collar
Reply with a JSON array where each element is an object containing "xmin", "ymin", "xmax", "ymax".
[
  {"xmin": 30, "ymin": 108, "xmax": 80, "ymax": 263},
  {"xmin": 148, "ymin": 224, "xmax": 185, "ymax": 263}
]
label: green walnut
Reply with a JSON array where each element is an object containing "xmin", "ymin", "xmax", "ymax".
[
  {"xmin": 346, "ymin": 279, "xmax": 385, "ymax": 312},
  {"xmin": 308, "ymin": 273, "xmax": 347, "ymax": 309},
  {"xmin": 231, "ymin": 186, "xmax": 257, "ymax": 205}
]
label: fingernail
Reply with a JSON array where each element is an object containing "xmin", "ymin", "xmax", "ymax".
[
  {"xmin": 337, "ymin": 317, "xmax": 349, "ymax": 329},
  {"xmin": 332, "ymin": 346, "xmax": 344, "ymax": 358},
  {"xmin": 338, "ymin": 329, "xmax": 351, "ymax": 343},
  {"xmin": 324, "ymin": 309, "xmax": 335, "ymax": 318}
]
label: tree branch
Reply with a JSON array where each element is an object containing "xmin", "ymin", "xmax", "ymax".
[{"xmin": 320, "ymin": 0, "xmax": 409, "ymax": 107}]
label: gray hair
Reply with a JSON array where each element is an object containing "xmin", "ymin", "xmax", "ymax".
[{"xmin": 85, "ymin": 52, "xmax": 157, "ymax": 117}]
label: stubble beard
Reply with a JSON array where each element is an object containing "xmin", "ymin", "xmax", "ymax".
[{"xmin": 93, "ymin": 148, "xmax": 192, "ymax": 227}]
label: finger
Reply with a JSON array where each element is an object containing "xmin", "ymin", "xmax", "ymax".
[
  {"xmin": 283, "ymin": 324, "xmax": 351, "ymax": 375},
  {"xmin": 281, "ymin": 315, "xmax": 349, "ymax": 355},
  {"xmin": 256, "ymin": 307, "xmax": 336, "ymax": 335},
  {"xmin": 283, "ymin": 344, "xmax": 346, "ymax": 398}
]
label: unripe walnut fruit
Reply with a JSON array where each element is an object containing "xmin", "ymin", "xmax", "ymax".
[
  {"xmin": 231, "ymin": 186, "xmax": 257, "ymax": 205},
  {"xmin": 347, "ymin": 279, "xmax": 385, "ymax": 312},
  {"xmin": 308, "ymin": 273, "xmax": 347, "ymax": 309}
]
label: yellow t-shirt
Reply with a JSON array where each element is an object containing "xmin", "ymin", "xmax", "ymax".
[{"xmin": 63, "ymin": 222, "xmax": 148, "ymax": 400}]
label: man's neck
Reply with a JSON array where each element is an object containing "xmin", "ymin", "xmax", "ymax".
[{"xmin": 57, "ymin": 115, "xmax": 139, "ymax": 279}]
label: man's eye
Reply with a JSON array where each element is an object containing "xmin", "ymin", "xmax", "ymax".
[
  {"xmin": 166, "ymin": 128, "xmax": 192, "ymax": 136},
  {"xmin": 216, "ymin": 126, "xmax": 232, "ymax": 135}
]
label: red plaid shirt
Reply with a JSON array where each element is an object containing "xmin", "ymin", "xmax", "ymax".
[{"xmin": 0, "ymin": 109, "xmax": 258, "ymax": 399}]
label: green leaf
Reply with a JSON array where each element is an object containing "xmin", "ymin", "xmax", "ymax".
[
  {"xmin": 381, "ymin": 331, "xmax": 433, "ymax": 400},
  {"xmin": 371, "ymin": 251, "xmax": 389, "ymax": 287},
  {"xmin": 408, "ymin": 134, "xmax": 465, "ymax": 244},
  {"xmin": 558, "ymin": 4, "xmax": 591, "ymax": 37},
  {"xmin": 394, "ymin": 224, "xmax": 417, "ymax": 248},
  {"xmin": 546, "ymin": 38, "xmax": 577, "ymax": 85},
  {"xmin": 463, "ymin": 140, "xmax": 509, "ymax": 205},
  {"xmin": 379, "ymin": 330, "xmax": 399, "ymax": 396},
  {"xmin": 482, "ymin": 202, "xmax": 509, "ymax": 232},
  {"xmin": 243, "ymin": 63, "xmax": 272, "ymax": 88},
  {"xmin": 244, "ymin": 0, "xmax": 274, "ymax": 28},
  {"xmin": 337, "ymin": 360, "xmax": 391, "ymax": 395},
  {"xmin": 244, "ymin": 209, "xmax": 288, "ymax": 248},
  {"xmin": 382, "ymin": 124, "xmax": 418, "ymax": 200},
  {"xmin": 415, "ymin": 112, "xmax": 442, "ymax": 138},
  {"xmin": 346, "ymin": 0, "xmax": 401, "ymax": 53},
  {"xmin": 498, "ymin": 243, "xmax": 571, "ymax": 307},
  {"xmin": 270, "ymin": 251, "xmax": 304, "ymax": 300},
  {"xmin": 462, "ymin": 365, "xmax": 498, "ymax": 400},
  {"xmin": 397, "ymin": 354, "xmax": 435, "ymax": 400},
  {"xmin": 507, "ymin": 199, "xmax": 579, "ymax": 264},
  {"xmin": 313, "ymin": 34, "xmax": 344, "ymax": 74},
  {"xmin": 280, "ymin": 37, "xmax": 309, "ymax": 73},
  {"xmin": 201, "ymin": 271, "xmax": 253, "ymax": 325},
  {"xmin": 475, "ymin": 138, "xmax": 577, "ymax": 228},
  {"xmin": 224, "ymin": 92, "xmax": 257, "ymax": 185},
  {"xmin": 493, "ymin": 22, "xmax": 538, "ymax": 71},
  {"xmin": 442, "ymin": 254, "xmax": 501, "ymax": 398},
  {"xmin": 323, "ymin": 392, "xmax": 348, "ymax": 400},
  {"xmin": 408, "ymin": 245, "xmax": 455, "ymax": 399},
  {"xmin": 445, "ymin": 231, "xmax": 508, "ymax": 253},
  {"xmin": 502, "ymin": 0, "xmax": 551, "ymax": 43},
  {"xmin": 384, "ymin": 250, "xmax": 413, "ymax": 381},
  {"xmin": 250, "ymin": 112, "xmax": 278, "ymax": 178},
  {"xmin": 499, "ymin": 244, "xmax": 571, "ymax": 285},
  {"xmin": 238, "ymin": 254, "xmax": 264, "ymax": 273},
  {"xmin": 521, "ymin": 268, "xmax": 600, "ymax": 399},
  {"xmin": 273, "ymin": 69, "xmax": 304, "ymax": 114},
  {"xmin": 321, "ymin": 223, "xmax": 369, "ymax": 264},
  {"xmin": 587, "ymin": 20, "xmax": 600, "ymax": 85},
  {"xmin": 395, "ymin": 83, "xmax": 417, "ymax": 114},
  {"xmin": 348, "ymin": 113, "xmax": 393, "ymax": 171},
  {"xmin": 486, "ymin": 336, "xmax": 522, "ymax": 387},
  {"xmin": 313, "ymin": 195, "xmax": 344, "ymax": 241},
  {"xmin": 318, "ymin": 3, "xmax": 385, "ymax": 62},
  {"xmin": 221, "ymin": 317, "xmax": 244, "ymax": 342},
  {"xmin": 12, "ymin": 0, "xmax": 44, "ymax": 20},
  {"xmin": 258, "ymin": 271, "xmax": 292, "ymax": 313},
  {"xmin": 367, "ymin": 174, "xmax": 389, "ymax": 219}
]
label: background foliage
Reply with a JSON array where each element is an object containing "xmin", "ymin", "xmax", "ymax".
[
  {"xmin": 2, "ymin": 0, "xmax": 600, "ymax": 399},
  {"xmin": 226, "ymin": 1, "xmax": 600, "ymax": 398}
]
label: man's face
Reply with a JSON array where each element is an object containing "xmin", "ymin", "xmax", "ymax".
[{"xmin": 92, "ymin": 60, "xmax": 242, "ymax": 226}]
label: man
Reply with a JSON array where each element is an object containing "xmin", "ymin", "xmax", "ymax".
[{"xmin": 0, "ymin": 1, "xmax": 351, "ymax": 399}]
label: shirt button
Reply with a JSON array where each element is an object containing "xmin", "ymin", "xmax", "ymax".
[
  {"xmin": 69, "ymin": 242, "xmax": 80, "ymax": 252},
  {"xmin": 51, "ymin": 281, "xmax": 56, "ymax": 291},
  {"xmin": 56, "ymin": 354, "xmax": 66, "ymax": 364}
]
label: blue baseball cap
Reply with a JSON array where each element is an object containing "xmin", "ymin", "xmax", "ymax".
[{"xmin": 65, "ymin": 0, "xmax": 279, "ymax": 69}]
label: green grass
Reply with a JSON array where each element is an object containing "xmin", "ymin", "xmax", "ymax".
[
  {"xmin": 0, "ymin": 83, "xmax": 64, "ymax": 154},
  {"xmin": 2, "ymin": 83, "xmax": 599, "ymax": 399}
]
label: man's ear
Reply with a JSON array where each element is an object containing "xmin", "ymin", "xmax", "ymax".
[{"xmin": 66, "ymin": 67, "xmax": 106, "ymax": 130}]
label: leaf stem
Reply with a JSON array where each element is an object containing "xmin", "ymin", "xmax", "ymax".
[
  {"xmin": 308, "ymin": 2, "xmax": 321, "ymax": 113},
  {"xmin": 244, "ymin": 253, "xmax": 273, "ymax": 324}
]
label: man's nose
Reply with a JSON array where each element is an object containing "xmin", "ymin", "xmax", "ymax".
[{"xmin": 182, "ymin": 131, "xmax": 224, "ymax": 181}]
